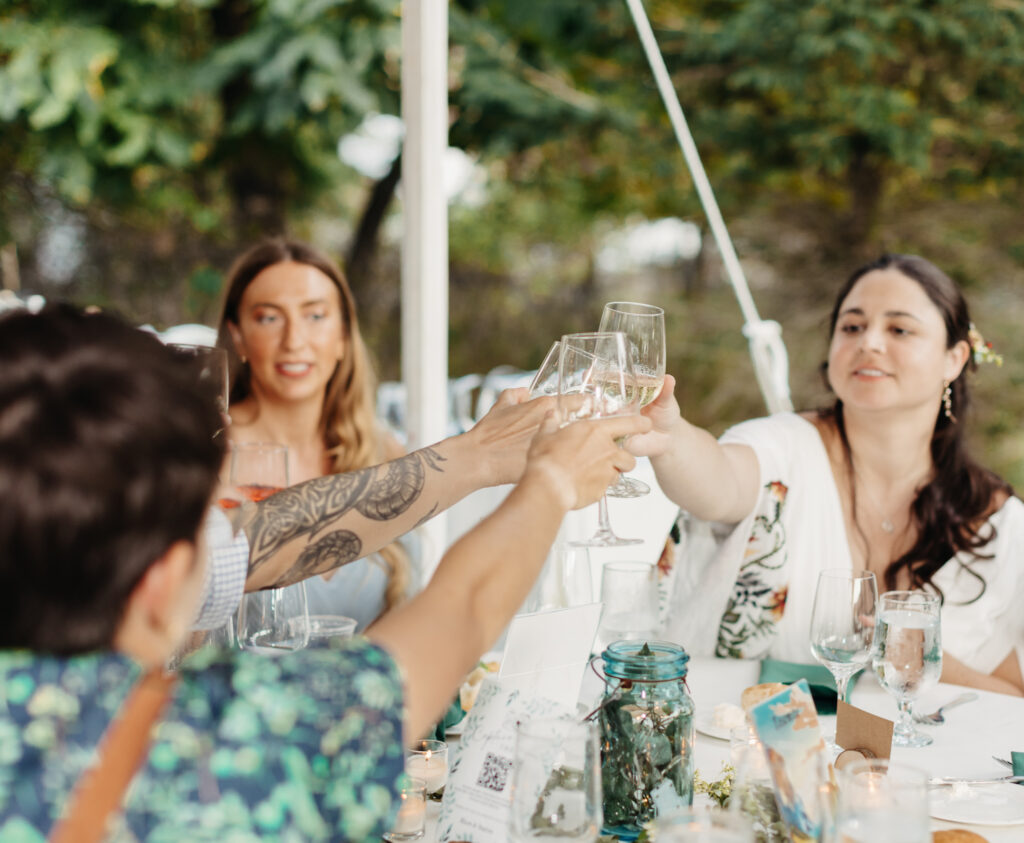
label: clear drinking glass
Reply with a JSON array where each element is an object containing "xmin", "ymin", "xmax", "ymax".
[
  {"xmin": 652, "ymin": 809, "xmax": 754, "ymax": 842},
  {"xmin": 383, "ymin": 774, "xmax": 427, "ymax": 841},
  {"xmin": 167, "ymin": 343, "xmax": 229, "ymax": 434},
  {"xmin": 597, "ymin": 560, "xmax": 659, "ymax": 649},
  {"xmin": 529, "ymin": 341, "xmax": 561, "ymax": 398},
  {"xmin": 231, "ymin": 442, "xmax": 311, "ymax": 653},
  {"xmin": 508, "ymin": 717, "xmax": 602, "ymax": 842},
  {"xmin": 834, "ymin": 759, "xmax": 930, "ymax": 843},
  {"xmin": 558, "ymin": 331, "xmax": 642, "ymax": 547},
  {"xmin": 871, "ymin": 590, "xmax": 942, "ymax": 748},
  {"xmin": 598, "ymin": 302, "xmax": 666, "ymax": 499},
  {"xmin": 809, "ymin": 570, "xmax": 878, "ymax": 748},
  {"xmin": 306, "ymin": 614, "xmax": 357, "ymax": 649},
  {"xmin": 728, "ymin": 727, "xmax": 784, "ymax": 843}
]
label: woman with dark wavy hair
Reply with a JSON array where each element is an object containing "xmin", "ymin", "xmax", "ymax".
[
  {"xmin": 633, "ymin": 254, "xmax": 1023, "ymax": 695},
  {"xmin": 217, "ymin": 238, "xmax": 411, "ymax": 628}
]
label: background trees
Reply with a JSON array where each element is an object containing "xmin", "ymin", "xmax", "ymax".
[{"xmin": 2, "ymin": 0, "xmax": 1022, "ymax": 482}]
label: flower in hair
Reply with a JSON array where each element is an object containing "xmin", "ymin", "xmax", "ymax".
[{"xmin": 968, "ymin": 323, "xmax": 1002, "ymax": 366}]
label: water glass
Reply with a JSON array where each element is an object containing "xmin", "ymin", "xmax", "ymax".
[
  {"xmin": 167, "ymin": 342, "xmax": 229, "ymax": 420},
  {"xmin": 597, "ymin": 560, "xmax": 659, "ymax": 649},
  {"xmin": 872, "ymin": 590, "xmax": 942, "ymax": 747},
  {"xmin": 383, "ymin": 775, "xmax": 427, "ymax": 841},
  {"xmin": 306, "ymin": 614, "xmax": 357, "ymax": 649},
  {"xmin": 528, "ymin": 544, "xmax": 594, "ymax": 611},
  {"xmin": 237, "ymin": 582, "xmax": 310, "ymax": 653},
  {"xmin": 652, "ymin": 809, "xmax": 754, "ymax": 842},
  {"xmin": 509, "ymin": 718, "xmax": 602, "ymax": 842},
  {"xmin": 529, "ymin": 341, "xmax": 561, "ymax": 397},
  {"xmin": 728, "ymin": 727, "xmax": 784, "ymax": 843},
  {"xmin": 834, "ymin": 759, "xmax": 930, "ymax": 843}
]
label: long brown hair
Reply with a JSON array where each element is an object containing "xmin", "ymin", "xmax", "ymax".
[
  {"xmin": 820, "ymin": 254, "xmax": 1013, "ymax": 600},
  {"xmin": 217, "ymin": 238, "xmax": 409, "ymax": 609}
]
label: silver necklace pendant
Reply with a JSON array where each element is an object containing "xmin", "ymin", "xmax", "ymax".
[{"xmin": 881, "ymin": 519, "xmax": 895, "ymax": 534}]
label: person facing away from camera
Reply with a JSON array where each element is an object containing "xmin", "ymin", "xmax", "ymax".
[
  {"xmin": 217, "ymin": 238, "xmax": 412, "ymax": 630},
  {"xmin": 0, "ymin": 304, "xmax": 647, "ymax": 839},
  {"xmin": 631, "ymin": 254, "xmax": 1023, "ymax": 696}
]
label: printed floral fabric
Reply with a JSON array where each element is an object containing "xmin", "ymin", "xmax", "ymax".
[
  {"xmin": 0, "ymin": 638, "xmax": 406, "ymax": 842},
  {"xmin": 715, "ymin": 480, "xmax": 790, "ymax": 659}
]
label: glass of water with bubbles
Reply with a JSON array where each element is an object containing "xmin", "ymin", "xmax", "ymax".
[{"xmin": 871, "ymin": 590, "xmax": 942, "ymax": 747}]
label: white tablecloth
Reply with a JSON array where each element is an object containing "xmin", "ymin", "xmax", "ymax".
[{"xmin": 425, "ymin": 656, "xmax": 1024, "ymax": 841}]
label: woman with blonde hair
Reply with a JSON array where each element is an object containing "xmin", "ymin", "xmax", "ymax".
[{"xmin": 217, "ymin": 238, "xmax": 411, "ymax": 626}]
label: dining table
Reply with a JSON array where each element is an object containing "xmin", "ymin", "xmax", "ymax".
[{"xmin": 421, "ymin": 655, "xmax": 1024, "ymax": 841}]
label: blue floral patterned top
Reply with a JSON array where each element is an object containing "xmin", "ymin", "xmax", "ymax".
[{"xmin": 0, "ymin": 638, "xmax": 406, "ymax": 841}]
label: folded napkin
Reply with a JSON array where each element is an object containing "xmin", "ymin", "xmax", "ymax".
[
  {"xmin": 431, "ymin": 698, "xmax": 466, "ymax": 742},
  {"xmin": 1013, "ymin": 751, "xmax": 1024, "ymax": 784},
  {"xmin": 758, "ymin": 659, "xmax": 861, "ymax": 716}
]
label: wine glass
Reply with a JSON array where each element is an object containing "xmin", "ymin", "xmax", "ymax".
[
  {"xmin": 597, "ymin": 302, "xmax": 665, "ymax": 499},
  {"xmin": 809, "ymin": 570, "xmax": 878, "ymax": 748},
  {"xmin": 167, "ymin": 343, "xmax": 229, "ymax": 436},
  {"xmin": 528, "ymin": 341, "xmax": 561, "ymax": 398},
  {"xmin": 231, "ymin": 443, "xmax": 311, "ymax": 653},
  {"xmin": 557, "ymin": 331, "xmax": 642, "ymax": 547},
  {"xmin": 597, "ymin": 560, "xmax": 659, "ymax": 649},
  {"xmin": 508, "ymin": 717, "xmax": 602, "ymax": 842},
  {"xmin": 835, "ymin": 759, "xmax": 930, "ymax": 843},
  {"xmin": 871, "ymin": 590, "xmax": 942, "ymax": 748}
]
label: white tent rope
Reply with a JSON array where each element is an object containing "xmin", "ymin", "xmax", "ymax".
[{"xmin": 623, "ymin": 0, "xmax": 793, "ymax": 414}]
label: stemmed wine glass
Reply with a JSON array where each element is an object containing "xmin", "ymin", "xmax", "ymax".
[
  {"xmin": 597, "ymin": 303, "xmax": 665, "ymax": 499},
  {"xmin": 528, "ymin": 341, "xmax": 561, "ymax": 398},
  {"xmin": 231, "ymin": 443, "xmax": 311, "ymax": 653},
  {"xmin": 168, "ymin": 343, "xmax": 229, "ymax": 436},
  {"xmin": 558, "ymin": 332, "xmax": 642, "ymax": 547},
  {"xmin": 809, "ymin": 570, "xmax": 878, "ymax": 749},
  {"xmin": 872, "ymin": 590, "xmax": 942, "ymax": 748}
]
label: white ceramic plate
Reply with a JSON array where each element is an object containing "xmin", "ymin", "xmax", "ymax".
[
  {"xmin": 693, "ymin": 709, "xmax": 735, "ymax": 742},
  {"xmin": 930, "ymin": 782, "xmax": 1024, "ymax": 826}
]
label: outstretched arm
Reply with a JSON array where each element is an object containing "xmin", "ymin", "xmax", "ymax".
[
  {"xmin": 231, "ymin": 389, "xmax": 555, "ymax": 590},
  {"xmin": 625, "ymin": 374, "xmax": 760, "ymax": 524},
  {"xmin": 366, "ymin": 411, "xmax": 651, "ymax": 742}
]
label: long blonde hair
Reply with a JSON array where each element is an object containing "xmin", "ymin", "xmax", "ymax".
[{"xmin": 217, "ymin": 238, "xmax": 410, "ymax": 609}]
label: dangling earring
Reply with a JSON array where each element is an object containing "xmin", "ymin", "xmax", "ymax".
[{"xmin": 942, "ymin": 380, "xmax": 956, "ymax": 423}]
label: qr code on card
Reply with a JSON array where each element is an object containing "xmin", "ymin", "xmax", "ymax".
[{"xmin": 475, "ymin": 752, "xmax": 512, "ymax": 792}]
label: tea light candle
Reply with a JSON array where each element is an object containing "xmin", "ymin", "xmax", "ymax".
[
  {"xmin": 405, "ymin": 740, "xmax": 448, "ymax": 795},
  {"xmin": 391, "ymin": 789, "xmax": 426, "ymax": 834}
]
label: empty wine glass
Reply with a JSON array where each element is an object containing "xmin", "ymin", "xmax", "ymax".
[
  {"xmin": 529, "ymin": 341, "xmax": 561, "ymax": 398},
  {"xmin": 872, "ymin": 590, "xmax": 942, "ymax": 748},
  {"xmin": 597, "ymin": 560, "xmax": 659, "ymax": 649},
  {"xmin": 598, "ymin": 302, "xmax": 665, "ymax": 499},
  {"xmin": 558, "ymin": 331, "xmax": 642, "ymax": 547},
  {"xmin": 508, "ymin": 717, "xmax": 602, "ymax": 842},
  {"xmin": 809, "ymin": 570, "xmax": 878, "ymax": 748}
]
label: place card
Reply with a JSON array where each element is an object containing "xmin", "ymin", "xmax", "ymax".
[
  {"xmin": 437, "ymin": 677, "xmax": 572, "ymax": 843},
  {"xmin": 499, "ymin": 603, "xmax": 602, "ymax": 709},
  {"xmin": 835, "ymin": 700, "xmax": 893, "ymax": 760}
]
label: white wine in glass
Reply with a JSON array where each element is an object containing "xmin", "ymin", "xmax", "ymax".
[
  {"xmin": 558, "ymin": 331, "xmax": 642, "ymax": 548},
  {"xmin": 598, "ymin": 302, "xmax": 665, "ymax": 499}
]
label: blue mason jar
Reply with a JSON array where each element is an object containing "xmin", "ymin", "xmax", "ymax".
[{"xmin": 598, "ymin": 640, "xmax": 695, "ymax": 840}]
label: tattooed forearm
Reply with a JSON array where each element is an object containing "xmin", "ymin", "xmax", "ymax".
[
  {"xmin": 243, "ymin": 446, "xmax": 448, "ymax": 581},
  {"xmin": 275, "ymin": 530, "xmax": 363, "ymax": 587}
]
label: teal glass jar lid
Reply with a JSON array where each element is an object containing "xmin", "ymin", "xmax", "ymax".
[{"xmin": 601, "ymin": 640, "xmax": 689, "ymax": 681}]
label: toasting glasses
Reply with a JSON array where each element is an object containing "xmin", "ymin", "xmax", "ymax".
[
  {"xmin": 597, "ymin": 302, "xmax": 665, "ymax": 499},
  {"xmin": 557, "ymin": 332, "xmax": 642, "ymax": 547}
]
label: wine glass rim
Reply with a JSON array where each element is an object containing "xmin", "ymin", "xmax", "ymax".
[
  {"xmin": 602, "ymin": 301, "xmax": 665, "ymax": 316},
  {"xmin": 560, "ymin": 330, "xmax": 628, "ymax": 342},
  {"xmin": 166, "ymin": 342, "xmax": 225, "ymax": 354},
  {"xmin": 817, "ymin": 568, "xmax": 876, "ymax": 581},
  {"xmin": 879, "ymin": 589, "xmax": 940, "ymax": 605}
]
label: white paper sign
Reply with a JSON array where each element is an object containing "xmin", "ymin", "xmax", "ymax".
[
  {"xmin": 437, "ymin": 677, "xmax": 572, "ymax": 843},
  {"xmin": 499, "ymin": 603, "xmax": 602, "ymax": 709}
]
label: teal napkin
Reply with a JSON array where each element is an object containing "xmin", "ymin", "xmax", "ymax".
[
  {"xmin": 431, "ymin": 698, "xmax": 466, "ymax": 742},
  {"xmin": 758, "ymin": 659, "xmax": 859, "ymax": 716},
  {"xmin": 1012, "ymin": 751, "xmax": 1024, "ymax": 784}
]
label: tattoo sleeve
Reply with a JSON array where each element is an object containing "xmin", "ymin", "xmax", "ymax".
[{"xmin": 243, "ymin": 446, "xmax": 447, "ymax": 584}]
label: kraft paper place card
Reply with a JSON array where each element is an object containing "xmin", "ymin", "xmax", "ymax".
[
  {"xmin": 499, "ymin": 603, "xmax": 603, "ymax": 709},
  {"xmin": 437, "ymin": 677, "xmax": 571, "ymax": 843},
  {"xmin": 750, "ymin": 679, "xmax": 835, "ymax": 843},
  {"xmin": 835, "ymin": 700, "xmax": 893, "ymax": 760}
]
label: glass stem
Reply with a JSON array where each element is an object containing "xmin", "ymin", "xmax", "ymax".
[
  {"xmin": 895, "ymin": 698, "xmax": 914, "ymax": 737},
  {"xmin": 835, "ymin": 672, "xmax": 852, "ymax": 705},
  {"xmin": 597, "ymin": 495, "xmax": 613, "ymax": 533}
]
